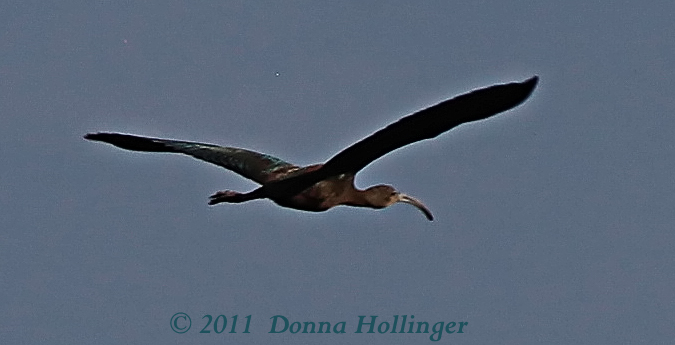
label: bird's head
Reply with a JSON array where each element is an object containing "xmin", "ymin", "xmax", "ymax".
[{"xmin": 364, "ymin": 185, "xmax": 434, "ymax": 221}]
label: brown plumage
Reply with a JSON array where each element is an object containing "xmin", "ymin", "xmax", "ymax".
[{"xmin": 85, "ymin": 76, "xmax": 538, "ymax": 220}]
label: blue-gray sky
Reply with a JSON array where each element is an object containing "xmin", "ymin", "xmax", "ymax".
[{"xmin": 2, "ymin": 1, "xmax": 674, "ymax": 344}]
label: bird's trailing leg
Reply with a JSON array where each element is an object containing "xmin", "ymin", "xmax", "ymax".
[
  {"xmin": 208, "ymin": 189, "xmax": 263, "ymax": 205},
  {"xmin": 209, "ymin": 190, "xmax": 245, "ymax": 205}
]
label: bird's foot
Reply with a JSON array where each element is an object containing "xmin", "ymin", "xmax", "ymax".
[{"xmin": 209, "ymin": 190, "xmax": 245, "ymax": 205}]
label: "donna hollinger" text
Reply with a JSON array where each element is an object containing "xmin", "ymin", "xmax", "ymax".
[{"xmin": 269, "ymin": 315, "xmax": 467, "ymax": 342}]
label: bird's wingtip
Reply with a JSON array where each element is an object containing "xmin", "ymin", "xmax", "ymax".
[
  {"xmin": 523, "ymin": 75, "xmax": 538, "ymax": 85},
  {"xmin": 516, "ymin": 75, "xmax": 539, "ymax": 100},
  {"xmin": 84, "ymin": 132, "xmax": 107, "ymax": 141},
  {"xmin": 84, "ymin": 132, "xmax": 118, "ymax": 142},
  {"xmin": 524, "ymin": 75, "xmax": 539, "ymax": 88}
]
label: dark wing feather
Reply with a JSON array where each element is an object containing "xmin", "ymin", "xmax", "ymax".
[
  {"xmin": 84, "ymin": 133, "xmax": 296, "ymax": 184},
  {"xmin": 322, "ymin": 76, "xmax": 539, "ymax": 175},
  {"xmin": 263, "ymin": 76, "xmax": 538, "ymax": 196}
]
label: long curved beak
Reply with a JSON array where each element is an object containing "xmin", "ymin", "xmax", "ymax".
[{"xmin": 398, "ymin": 194, "xmax": 434, "ymax": 221}]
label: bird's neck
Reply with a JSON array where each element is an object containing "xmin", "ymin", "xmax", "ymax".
[{"xmin": 340, "ymin": 188, "xmax": 376, "ymax": 209}]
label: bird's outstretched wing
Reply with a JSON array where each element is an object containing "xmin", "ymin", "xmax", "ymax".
[
  {"xmin": 84, "ymin": 133, "xmax": 296, "ymax": 184},
  {"xmin": 264, "ymin": 76, "xmax": 539, "ymax": 196},
  {"xmin": 323, "ymin": 76, "xmax": 539, "ymax": 175}
]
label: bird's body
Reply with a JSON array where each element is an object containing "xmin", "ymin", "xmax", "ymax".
[{"xmin": 85, "ymin": 76, "xmax": 538, "ymax": 220}]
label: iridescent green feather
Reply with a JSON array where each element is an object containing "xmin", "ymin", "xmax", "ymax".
[{"xmin": 84, "ymin": 133, "xmax": 297, "ymax": 184}]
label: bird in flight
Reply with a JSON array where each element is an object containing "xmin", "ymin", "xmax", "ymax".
[{"xmin": 85, "ymin": 76, "xmax": 538, "ymax": 221}]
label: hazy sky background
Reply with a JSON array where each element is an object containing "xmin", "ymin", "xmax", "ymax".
[{"xmin": 2, "ymin": 1, "xmax": 674, "ymax": 344}]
